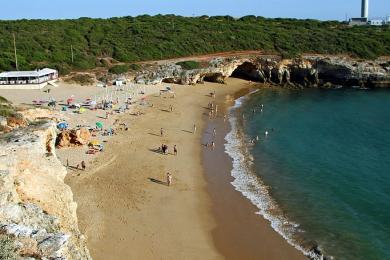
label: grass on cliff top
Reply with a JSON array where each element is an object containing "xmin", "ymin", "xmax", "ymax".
[
  {"xmin": 0, "ymin": 15, "xmax": 389, "ymax": 74},
  {"xmin": 108, "ymin": 64, "xmax": 142, "ymax": 74},
  {"xmin": 64, "ymin": 74, "xmax": 95, "ymax": 86},
  {"xmin": 0, "ymin": 96, "xmax": 16, "ymax": 118},
  {"xmin": 0, "ymin": 96, "xmax": 10, "ymax": 104},
  {"xmin": 176, "ymin": 61, "xmax": 201, "ymax": 70}
]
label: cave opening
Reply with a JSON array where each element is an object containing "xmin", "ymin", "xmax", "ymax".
[
  {"xmin": 231, "ymin": 62, "xmax": 260, "ymax": 81},
  {"xmin": 203, "ymin": 73, "xmax": 224, "ymax": 83}
]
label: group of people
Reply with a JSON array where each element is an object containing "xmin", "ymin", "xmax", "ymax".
[
  {"xmin": 208, "ymin": 101, "xmax": 219, "ymax": 119},
  {"xmin": 160, "ymin": 144, "xmax": 178, "ymax": 156}
]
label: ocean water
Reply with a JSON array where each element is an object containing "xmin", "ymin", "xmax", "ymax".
[{"xmin": 225, "ymin": 88, "xmax": 390, "ymax": 259}]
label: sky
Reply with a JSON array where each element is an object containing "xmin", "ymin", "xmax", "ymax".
[{"xmin": 1, "ymin": 0, "xmax": 390, "ymax": 21}]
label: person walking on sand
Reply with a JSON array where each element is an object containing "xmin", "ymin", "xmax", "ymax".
[
  {"xmin": 213, "ymin": 128, "xmax": 216, "ymax": 137},
  {"xmin": 81, "ymin": 161, "xmax": 86, "ymax": 171},
  {"xmin": 193, "ymin": 124, "xmax": 197, "ymax": 134},
  {"xmin": 160, "ymin": 128, "xmax": 164, "ymax": 137},
  {"xmin": 211, "ymin": 141, "xmax": 215, "ymax": 150},
  {"xmin": 174, "ymin": 145, "xmax": 177, "ymax": 156},
  {"xmin": 167, "ymin": 172, "xmax": 172, "ymax": 186},
  {"xmin": 170, "ymin": 105, "xmax": 173, "ymax": 112}
]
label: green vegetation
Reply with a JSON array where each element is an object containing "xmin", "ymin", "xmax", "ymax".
[
  {"xmin": 64, "ymin": 74, "xmax": 95, "ymax": 85},
  {"xmin": 129, "ymin": 63, "xmax": 141, "ymax": 71},
  {"xmin": 108, "ymin": 64, "xmax": 129, "ymax": 74},
  {"xmin": 176, "ymin": 61, "xmax": 201, "ymax": 70},
  {"xmin": 0, "ymin": 15, "xmax": 389, "ymax": 74},
  {"xmin": 0, "ymin": 235, "xmax": 17, "ymax": 260},
  {"xmin": 0, "ymin": 96, "xmax": 10, "ymax": 104},
  {"xmin": 0, "ymin": 96, "xmax": 16, "ymax": 118}
]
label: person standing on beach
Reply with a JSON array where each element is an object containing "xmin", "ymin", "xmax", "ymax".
[
  {"xmin": 167, "ymin": 172, "xmax": 172, "ymax": 186},
  {"xmin": 160, "ymin": 128, "xmax": 164, "ymax": 137},
  {"xmin": 213, "ymin": 128, "xmax": 216, "ymax": 137},
  {"xmin": 174, "ymin": 145, "xmax": 177, "ymax": 156},
  {"xmin": 211, "ymin": 141, "xmax": 215, "ymax": 150},
  {"xmin": 81, "ymin": 161, "xmax": 86, "ymax": 171},
  {"xmin": 193, "ymin": 124, "xmax": 197, "ymax": 134}
]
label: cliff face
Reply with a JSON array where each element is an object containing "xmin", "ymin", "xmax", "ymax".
[
  {"xmin": 0, "ymin": 123, "xmax": 91, "ymax": 259},
  {"xmin": 135, "ymin": 55, "xmax": 390, "ymax": 88}
]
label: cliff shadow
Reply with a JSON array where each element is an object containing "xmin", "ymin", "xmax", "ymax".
[{"xmin": 231, "ymin": 62, "xmax": 261, "ymax": 81}]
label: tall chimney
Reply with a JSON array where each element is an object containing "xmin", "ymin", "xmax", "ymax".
[{"xmin": 361, "ymin": 0, "xmax": 369, "ymax": 18}]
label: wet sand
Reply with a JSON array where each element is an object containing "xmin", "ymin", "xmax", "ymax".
[
  {"xmin": 202, "ymin": 89, "xmax": 304, "ymax": 259},
  {"xmin": 66, "ymin": 78, "xmax": 304, "ymax": 259}
]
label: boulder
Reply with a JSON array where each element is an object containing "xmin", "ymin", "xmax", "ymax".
[
  {"xmin": 56, "ymin": 128, "xmax": 91, "ymax": 148},
  {"xmin": 7, "ymin": 116, "xmax": 27, "ymax": 128}
]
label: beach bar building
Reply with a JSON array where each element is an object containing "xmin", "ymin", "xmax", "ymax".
[{"xmin": 0, "ymin": 68, "xmax": 58, "ymax": 89}]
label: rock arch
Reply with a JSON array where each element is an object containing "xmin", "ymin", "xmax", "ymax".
[{"xmin": 230, "ymin": 61, "xmax": 261, "ymax": 81}]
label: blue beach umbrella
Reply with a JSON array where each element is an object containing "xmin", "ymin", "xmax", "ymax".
[{"xmin": 57, "ymin": 122, "xmax": 68, "ymax": 130}]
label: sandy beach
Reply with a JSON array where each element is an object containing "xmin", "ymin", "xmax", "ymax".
[{"xmin": 61, "ymin": 77, "xmax": 304, "ymax": 259}]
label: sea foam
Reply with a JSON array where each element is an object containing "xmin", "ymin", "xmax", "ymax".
[{"xmin": 224, "ymin": 94, "xmax": 321, "ymax": 260}]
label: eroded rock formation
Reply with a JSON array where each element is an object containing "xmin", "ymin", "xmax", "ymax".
[
  {"xmin": 56, "ymin": 128, "xmax": 91, "ymax": 148},
  {"xmin": 0, "ymin": 123, "xmax": 91, "ymax": 259},
  {"xmin": 135, "ymin": 55, "xmax": 390, "ymax": 88}
]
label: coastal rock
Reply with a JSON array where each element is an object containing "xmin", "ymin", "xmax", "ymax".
[
  {"xmin": 6, "ymin": 115, "xmax": 27, "ymax": 129},
  {"xmin": 135, "ymin": 55, "xmax": 390, "ymax": 88},
  {"xmin": 56, "ymin": 127, "xmax": 91, "ymax": 148},
  {"xmin": 20, "ymin": 108, "xmax": 65, "ymax": 123},
  {"xmin": 0, "ymin": 122, "xmax": 91, "ymax": 259}
]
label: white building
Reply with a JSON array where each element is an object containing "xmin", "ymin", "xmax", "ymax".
[
  {"xmin": 0, "ymin": 68, "xmax": 58, "ymax": 89},
  {"xmin": 369, "ymin": 19, "xmax": 384, "ymax": 26}
]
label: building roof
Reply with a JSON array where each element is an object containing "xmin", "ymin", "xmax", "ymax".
[{"xmin": 0, "ymin": 68, "xmax": 57, "ymax": 78}]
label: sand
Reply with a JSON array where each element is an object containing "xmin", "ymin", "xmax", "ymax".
[{"xmin": 64, "ymin": 78, "xmax": 305, "ymax": 259}]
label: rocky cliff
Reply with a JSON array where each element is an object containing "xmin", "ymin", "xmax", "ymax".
[
  {"xmin": 0, "ymin": 122, "xmax": 91, "ymax": 259},
  {"xmin": 135, "ymin": 55, "xmax": 390, "ymax": 88}
]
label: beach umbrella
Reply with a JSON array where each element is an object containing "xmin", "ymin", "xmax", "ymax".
[
  {"xmin": 57, "ymin": 122, "xmax": 68, "ymax": 130},
  {"xmin": 96, "ymin": 121, "xmax": 103, "ymax": 129}
]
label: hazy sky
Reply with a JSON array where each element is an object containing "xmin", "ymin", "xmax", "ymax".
[{"xmin": 1, "ymin": 0, "xmax": 389, "ymax": 21}]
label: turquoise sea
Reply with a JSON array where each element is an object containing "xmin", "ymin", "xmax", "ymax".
[{"xmin": 226, "ymin": 88, "xmax": 390, "ymax": 259}]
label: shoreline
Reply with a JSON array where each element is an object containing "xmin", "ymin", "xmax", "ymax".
[
  {"xmin": 65, "ymin": 78, "xmax": 305, "ymax": 259},
  {"xmin": 202, "ymin": 85, "xmax": 305, "ymax": 259}
]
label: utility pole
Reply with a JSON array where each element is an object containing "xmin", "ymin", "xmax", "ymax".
[
  {"xmin": 71, "ymin": 45, "xmax": 74, "ymax": 63},
  {"xmin": 13, "ymin": 33, "xmax": 18, "ymax": 70}
]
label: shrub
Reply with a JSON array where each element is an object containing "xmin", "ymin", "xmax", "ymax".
[
  {"xmin": 0, "ymin": 96, "xmax": 10, "ymax": 104},
  {"xmin": 65, "ymin": 74, "xmax": 95, "ymax": 85},
  {"xmin": 176, "ymin": 61, "xmax": 200, "ymax": 70},
  {"xmin": 108, "ymin": 65, "xmax": 129, "ymax": 74},
  {"xmin": 0, "ymin": 15, "xmax": 388, "ymax": 74},
  {"xmin": 129, "ymin": 63, "xmax": 141, "ymax": 71}
]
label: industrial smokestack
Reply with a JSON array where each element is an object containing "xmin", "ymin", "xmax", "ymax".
[{"xmin": 361, "ymin": 0, "xmax": 369, "ymax": 18}]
